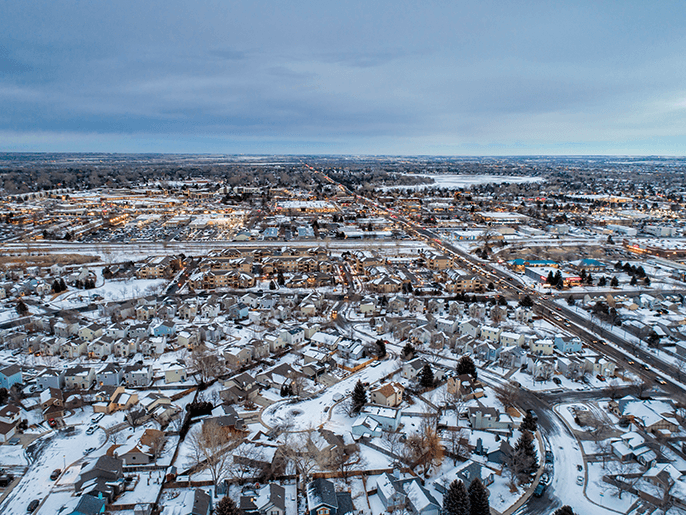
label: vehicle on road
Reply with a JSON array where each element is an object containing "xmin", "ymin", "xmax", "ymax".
[
  {"xmin": 577, "ymin": 464, "xmax": 583, "ymax": 471},
  {"xmin": 27, "ymin": 499, "xmax": 40, "ymax": 512},
  {"xmin": 86, "ymin": 426, "xmax": 98, "ymax": 435},
  {"xmin": 83, "ymin": 447, "xmax": 96, "ymax": 455},
  {"xmin": 656, "ymin": 378, "xmax": 667, "ymax": 385},
  {"xmin": 576, "ymin": 475, "xmax": 584, "ymax": 486},
  {"xmin": 533, "ymin": 482, "xmax": 546, "ymax": 497},
  {"xmin": 50, "ymin": 469, "xmax": 61, "ymax": 480},
  {"xmin": 545, "ymin": 451, "xmax": 554, "ymax": 464}
]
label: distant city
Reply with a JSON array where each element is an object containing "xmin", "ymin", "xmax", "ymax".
[{"xmin": 1, "ymin": 154, "xmax": 686, "ymax": 515}]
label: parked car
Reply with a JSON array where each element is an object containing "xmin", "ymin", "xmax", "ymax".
[
  {"xmin": 576, "ymin": 475, "xmax": 584, "ymax": 486},
  {"xmin": 91, "ymin": 413, "xmax": 105, "ymax": 424},
  {"xmin": 86, "ymin": 426, "xmax": 98, "ymax": 436},
  {"xmin": 50, "ymin": 469, "xmax": 61, "ymax": 481},
  {"xmin": 83, "ymin": 447, "xmax": 96, "ymax": 455},
  {"xmin": 48, "ymin": 418, "xmax": 57, "ymax": 428},
  {"xmin": 27, "ymin": 499, "xmax": 40, "ymax": 512}
]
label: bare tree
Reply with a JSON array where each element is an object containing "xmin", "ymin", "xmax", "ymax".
[
  {"xmin": 404, "ymin": 413, "xmax": 443, "ymax": 477},
  {"xmin": 186, "ymin": 421, "xmax": 237, "ymax": 491},
  {"xmin": 188, "ymin": 345, "xmax": 226, "ymax": 384},
  {"xmin": 494, "ymin": 383, "xmax": 520, "ymax": 413},
  {"xmin": 381, "ymin": 430, "xmax": 406, "ymax": 465},
  {"xmin": 446, "ymin": 427, "xmax": 470, "ymax": 465},
  {"xmin": 149, "ymin": 432, "xmax": 167, "ymax": 464},
  {"xmin": 280, "ymin": 429, "xmax": 320, "ymax": 487}
]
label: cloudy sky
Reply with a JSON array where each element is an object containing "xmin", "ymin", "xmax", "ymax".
[{"xmin": 1, "ymin": 1, "xmax": 685, "ymax": 155}]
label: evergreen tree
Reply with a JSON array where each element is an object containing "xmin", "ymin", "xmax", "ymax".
[
  {"xmin": 567, "ymin": 296, "xmax": 575, "ymax": 306},
  {"xmin": 614, "ymin": 261, "xmax": 623, "ymax": 270},
  {"xmin": 468, "ymin": 478, "xmax": 490, "ymax": 515},
  {"xmin": 554, "ymin": 271, "xmax": 563, "ymax": 287},
  {"xmin": 597, "ymin": 276, "xmax": 606, "ymax": 287},
  {"xmin": 553, "ymin": 506, "xmax": 574, "ymax": 515},
  {"xmin": 580, "ymin": 269, "xmax": 587, "ymax": 281},
  {"xmin": 215, "ymin": 495, "xmax": 241, "ymax": 515},
  {"xmin": 513, "ymin": 429, "xmax": 538, "ymax": 479},
  {"xmin": 630, "ymin": 275, "xmax": 637, "ymax": 286},
  {"xmin": 518, "ymin": 295, "xmax": 534, "ymax": 308},
  {"xmin": 520, "ymin": 411, "xmax": 537, "ymax": 432},
  {"xmin": 52, "ymin": 280, "xmax": 60, "ymax": 293},
  {"xmin": 644, "ymin": 277, "xmax": 651, "ymax": 286},
  {"xmin": 443, "ymin": 479, "xmax": 470, "ymax": 515},
  {"xmin": 16, "ymin": 300, "xmax": 28, "ymax": 316},
  {"xmin": 456, "ymin": 356, "xmax": 477, "ymax": 379},
  {"xmin": 351, "ymin": 380, "xmax": 367, "ymax": 414},
  {"xmin": 586, "ymin": 272, "xmax": 593, "ymax": 285},
  {"xmin": 419, "ymin": 364, "xmax": 434, "ymax": 388},
  {"xmin": 546, "ymin": 271, "xmax": 555, "ymax": 285},
  {"xmin": 610, "ymin": 276, "xmax": 619, "ymax": 287},
  {"xmin": 277, "ymin": 269, "xmax": 285, "ymax": 286},
  {"xmin": 375, "ymin": 339, "xmax": 387, "ymax": 358},
  {"xmin": 59, "ymin": 278, "xmax": 67, "ymax": 291},
  {"xmin": 402, "ymin": 343, "xmax": 415, "ymax": 359}
]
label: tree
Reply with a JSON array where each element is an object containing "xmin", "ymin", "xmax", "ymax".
[
  {"xmin": 553, "ymin": 507, "xmax": 574, "ymax": 515},
  {"xmin": 401, "ymin": 343, "xmax": 415, "ymax": 359},
  {"xmin": 16, "ymin": 300, "xmax": 28, "ymax": 316},
  {"xmin": 520, "ymin": 411, "xmax": 537, "ymax": 433},
  {"xmin": 186, "ymin": 421, "xmax": 235, "ymax": 491},
  {"xmin": 567, "ymin": 295, "xmax": 575, "ymax": 306},
  {"xmin": 443, "ymin": 479, "xmax": 470, "ymax": 515},
  {"xmin": 468, "ymin": 478, "xmax": 490, "ymax": 515},
  {"xmin": 59, "ymin": 278, "xmax": 67, "ymax": 291},
  {"xmin": 277, "ymin": 269, "xmax": 285, "ymax": 286},
  {"xmin": 404, "ymin": 415, "xmax": 443, "ymax": 476},
  {"xmin": 513, "ymin": 430, "xmax": 538, "ymax": 481},
  {"xmin": 188, "ymin": 345, "xmax": 226, "ymax": 385},
  {"xmin": 494, "ymin": 383, "xmax": 520, "ymax": 413},
  {"xmin": 586, "ymin": 272, "xmax": 593, "ymax": 285},
  {"xmin": 269, "ymin": 280, "xmax": 276, "ymax": 290},
  {"xmin": 375, "ymin": 339, "xmax": 387, "ymax": 358},
  {"xmin": 419, "ymin": 364, "xmax": 434, "ymax": 388},
  {"xmin": 644, "ymin": 276, "xmax": 651, "ymax": 286},
  {"xmin": 351, "ymin": 380, "xmax": 367, "ymax": 414},
  {"xmin": 610, "ymin": 276, "xmax": 619, "ymax": 287},
  {"xmin": 607, "ymin": 235, "xmax": 615, "ymax": 245},
  {"xmin": 456, "ymin": 356, "xmax": 477, "ymax": 379},
  {"xmin": 519, "ymin": 295, "xmax": 534, "ymax": 308},
  {"xmin": 215, "ymin": 495, "xmax": 241, "ymax": 515},
  {"xmin": 546, "ymin": 271, "xmax": 555, "ymax": 285},
  {"xmin": 630, "ymin": 275, "xmax": 637, "ymax": 286},
  {"xmin": 597, "ymin": 276, "xmax": 607, "ymax": 287}
]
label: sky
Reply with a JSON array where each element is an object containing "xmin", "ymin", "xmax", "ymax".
[{"xmin": 1, "ymin": 0, "xmax": 686, "ymax": 155}]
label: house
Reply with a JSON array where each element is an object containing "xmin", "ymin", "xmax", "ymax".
[
  {"xmin": 610, "ymin": 396, "xmax": 679, "ymax": 434},
  {"xmin": 530, "ymin": 339, "xmax": 554, "ymax": 355},
  {"xmin": 402, "ymin": 358, "xmax": 425, "ymax": 380},
  {"xmin": 446, "ymin": 375, "xmax": 484, "ymax": 400},
  {"xmin": 351, "ymin": 415, "xmax": 383, "ymax": 438},
  {"xmin": 68, "ymin": 493, "xmax": 107, "ymax": 515},
  {"xmin": 280, "ymin": 327, "xmax": 305, "ymax": 347},
  {"xmin": 115, "ymin": 428, "xmax": 165, "ymax": 466},
  {"xmin": 404, "ymin": 479, "xmax": 441, "ymax": 515},
  {"xmin": 36, "ymin": 368, "xmax": 65, "ymax": 390},
  {"xmin": 0, "ymin": 420, "xmax": 16, "ymax": 443},
  {"xmin": 124, "ymin": 364, "xmax": 153, "ymax": 387},
  {"xmin": 165, "ymin": 366, "xmax": 187, "ymax": 384},
  {"xmin": 0, "ymin": 364, "xmax": 22, "ymax": 389},
  {"xmin": 468, "ymin": 406, "xmax": 516, "ymax": 431},
  {"xmin": 96, "ymin": 363, "xmax": 123, "ymax": 387},
  {"xmin": 480, "ymin": 325, "xmax": 502, "ymax": 344},
  {"xmin": 108, "ymin": 386, "xmax": 139, "ymax": 413},
  {"xmin": 499, "ymin": 331, "xmax": 525, "ymax": 347},
  {"xmin": 459, "ymin": 320, "xmax": 481, "ymax": 339},
  {"xmin": 150, "ymin": 321, "xmax": 176, "ymax": 337},
  {"xmin": 64, "ymin": 365, "xmax": 95, "ymax": 390},
  {"xmin": 375, "ymin": 472, "xmax": 406, "ymax": 511},
  {"xmin": 187, "ymin": 489, "xmax": 212, "ymax": 515},
  {"xmin": 240, "ymin": 483, "xmax": 286, "ymax": 515},
  {"xmin": 527, "ymin": 356, "xmax": 556, "ymax": 380},
  {"xmin": 369, "ymin": 382, "xmax": 404, "ymax": 407},
  {"xmin": 78, "ymin": 323, "xmax": 104, "ymax": 342},
  {"xmin": 306, "ymin": 478, "xmax": 354, "ymax": 515},
  {"xmin": 554, "ymin": 335, "xmax": 583, "ymax": 353},
  {"xmin": 361, "ymin": 405, "xmax": 402, "ymax": 431},
  {"xmin": 74, "ymin": 455, "xmax": 124, "ymax": 493},
  {"xmin": 0, "ymin": 404, "xmax": 21, "ymax": 425},
  {"xmin": 434, "ymin": 461, "xmax": 495, "ymax": 493}
]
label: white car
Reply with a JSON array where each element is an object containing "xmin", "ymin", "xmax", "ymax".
[{"xmin": 576, "ymin": 475, "xmax": 584, "ymax": 486}]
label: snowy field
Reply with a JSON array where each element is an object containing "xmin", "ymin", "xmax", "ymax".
[{"xmin": 383, "ymin": 174, "xmax": 544, "ymax": 190}]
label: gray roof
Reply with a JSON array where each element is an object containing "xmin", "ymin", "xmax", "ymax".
[{"xmin": 73, "ymin": 493, "xmax": 107, "ymax": 515}]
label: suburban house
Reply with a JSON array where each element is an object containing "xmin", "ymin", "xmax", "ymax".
[
  {"xmin": 369, "ymin": 382, "xmax": 404, "ymax": 407},
  {"xmin": 306, "ymin": 478, "xmax": 354, "ymax": 515}
]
